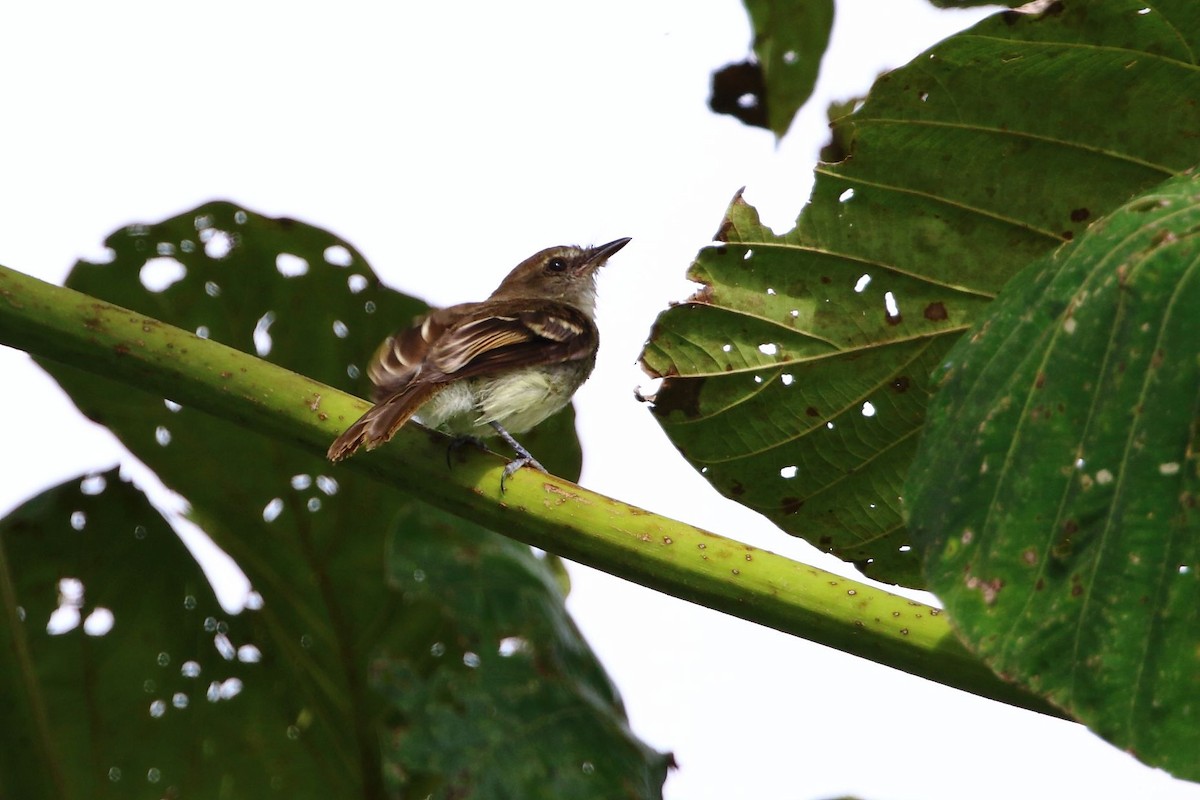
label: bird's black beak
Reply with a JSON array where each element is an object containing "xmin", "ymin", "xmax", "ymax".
[{"xmin": 584, "ymin": 237, "xmax": 632, "ymax": 268}]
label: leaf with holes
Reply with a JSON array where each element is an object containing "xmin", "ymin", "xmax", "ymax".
[
  {"xmin": 642, "ymin": 1, "xmax": 1200, "ymax": 587},
  {"xmin": 907, "ymin": 171, "xmax": 1200, "ymax": 780},
  {"xmin": 374, "ymin": 505, "xmax": 671, "ymax": 797},
  {"xmin": 713, "ymin": 0, "xmax": 833, "ymax": 136},
  {"xmin": 30, "ymin": 202, "xmax": 665, "ymax": 796},
  {"xmin": 0, "ymin": 469, "xmax": 311, "ymax": 798}
]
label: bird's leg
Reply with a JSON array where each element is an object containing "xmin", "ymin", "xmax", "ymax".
[{"xmin": 490, "ymin": 421, "xmax": 547, "ymax": 492}]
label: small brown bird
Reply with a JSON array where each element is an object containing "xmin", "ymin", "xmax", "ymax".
[{"xmin": 327, "ymin": 238, "xmax": 630, "ymax": 488}]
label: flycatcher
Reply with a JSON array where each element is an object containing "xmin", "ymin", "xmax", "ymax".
[{"xmin": 326, "ymin": 237, "xmax": 630, "ymax": 488}]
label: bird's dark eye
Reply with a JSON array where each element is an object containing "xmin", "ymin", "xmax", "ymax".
[{"xmin": 547, "ymin": 257, "xmax": 568, "ymax": 272}]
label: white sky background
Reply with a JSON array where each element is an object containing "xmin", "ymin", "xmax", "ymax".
[{"xmin": 1, "ymin": 2, "xmax": 1197, "ymax": 798}]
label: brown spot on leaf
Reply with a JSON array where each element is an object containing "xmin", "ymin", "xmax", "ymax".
[
  {"xmin": 886, "ymin": 311, "xmax": 903, "ymax": 326},
  {"xmin": 820, "ymin": 275, "xmax": 832, "ymax": 285},
  {"xmin": 781, "ymin": 497, "xmax": 804, "ymax": 515},
  {"xmin": 891, "ymin": 376, "xmax": 910, "ymax": 393},
  {"xmin": 1062, "ymin": 231, "xmax": 1074, "ymax": 241},
  {"xmin": 1071, "ymin": 584, "xmax": 1083, "ymax": 597},
  {"xmin": 1035, "ymin": 372, "xmax": 1046, "ymax": 388},
  {"xmin": 1070, "ymin": 208, "xmax": 1090, "ymax": 223},
  {"xmin": 729, "ymin": 481, "xmax": 745, "ymax": 497},
  {"xmin": 688, "ymin": 284, "xmax": 714, "ymax": 304},
  {"xmin": 806, "ymin": 406, "xmax": 821, "ymax": 417},
  {"xmin": 923, "ymin": 302, "xmax": 948, "ymax": 321}
]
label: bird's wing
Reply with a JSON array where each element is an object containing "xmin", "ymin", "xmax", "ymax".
[
  {"xmin": 424, "ymin": 301, "xmax": 597, "ymax": 379},
  {"xmin": 367, "ymin": 302, "xmax": 479, "ymax": 400}
]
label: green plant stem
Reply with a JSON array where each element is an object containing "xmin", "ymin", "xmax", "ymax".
[{"xmin": 0, "ymin": 263, "xmax": 1063, "ymax": 718}]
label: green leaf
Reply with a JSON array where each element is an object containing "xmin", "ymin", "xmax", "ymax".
[
  {"xmin": 642, "ymin": 0, "xmax": 1200, "ymax": 587},
  {"xmin": 374, "ymin": 505, "xmax": 671, "ymax": 797},
  {"xmin": 747, "ymin": 0, "xmax": 835, "ymax": 137},
  {"xmin": 907, "ymin": 171, "xmax": 1200, "ymax": 780},
  {"xmin": 0, "ymin": 469, "xmax": 316, "ymax": 798},
  {"xmin": 32, "ymin": 202, "xmax": 663, "ymax": 796}
]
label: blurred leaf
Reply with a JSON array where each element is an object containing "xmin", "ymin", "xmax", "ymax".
[
  {"xmin": 710, "ymin": 60, "xmax": 770, "ymax": 129},
  {"xmin": 643, "ymin": 0, "xmax": 1200, "ymax": 587},
  {"xmin": 374, "ymin": 505, "xmax": 672, "ymax": 797},
  {"xmin": 711, "ymin": 0, "xmax": 834, "ymax": 136},
  {"xmin": 907, "ymin": 172, "xmax": 1200, "ymax": 780},
  {"xmin": 32, "ymin": 202, "xmax": 663, "ymax": 796},
  {"xmin": 0, "ymin": 469, "xmax": 314, "ymax": 798}
]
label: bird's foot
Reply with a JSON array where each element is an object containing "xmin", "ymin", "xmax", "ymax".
[{"xmin": 490, "ymin": 422, "xmax": 547, "ymax": 493}]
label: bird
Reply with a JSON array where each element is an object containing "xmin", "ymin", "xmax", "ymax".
[{"xmin": 326, "ymin": 237, "xmax": 630, "ymax": 489}]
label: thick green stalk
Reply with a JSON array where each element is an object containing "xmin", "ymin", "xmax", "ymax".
[{"xmin": 0, "ymin": 263, "xmax": 1062, "ymax": 718}]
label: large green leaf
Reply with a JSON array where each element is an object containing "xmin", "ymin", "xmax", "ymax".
[
  {"xmin": 375, "ymin": 505, "xmax": 669, "ymax": 797},
  {"xmin": 907, "ymin": 172, "xmax": 1200, "ymax": 780},
  {"xmin": 642, "ymin": 0, "xmax": 1200, "ymax": 587},
  {"xmin": 0, "ymin": 469, "xmax": 309, "ymax": 798},
  {"xmin": 32, "ymin": 202, "xmax": 666, "ymax": 797}
]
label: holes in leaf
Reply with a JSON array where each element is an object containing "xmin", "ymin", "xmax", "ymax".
[
  {"xmin": 214, "ymin": 632, "xmax": 236, "ymax": 660},
  {"xmin": 83, "ymin": 607, "xmax": 114, "ymax": 636},
  {"xmin": 884, "ymin": 291, "xmax": 901, "ymax": 323},
  {"xmin": 200, "ymin": 229, "xmax": 234, "ymax": 259},
  {"xmin": 47, "ymin": 577, "xmax": 85, "ymax": 634},
  {"xmin": 262, "ymin": 497, "xmax": 284, "ymax": 522},
  {"xmin": 253, "ymin": 311, "xmax": 275, "ymax": 357},
  {"xmin": 140, "ymin": 258, "xmax": 186, "ymax": 292},
  {"xmin": 80, "ymin": 474, "xmax": 107, "ymax": 495},
  {"xmin": 324, "ymin": 245, "xmax": 353, "ymax": 266},
  {"xmin": 498, "ymin": 636, "xmax": 529, "ymax": 657},
  {"xmin": 276, "ymin": 253, "xmax": 309, "ymax": 277}
]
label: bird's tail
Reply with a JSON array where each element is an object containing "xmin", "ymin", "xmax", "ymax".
[{"xmin": 326, "ymin": 383, "xmax": 441, "ymax": 462}]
